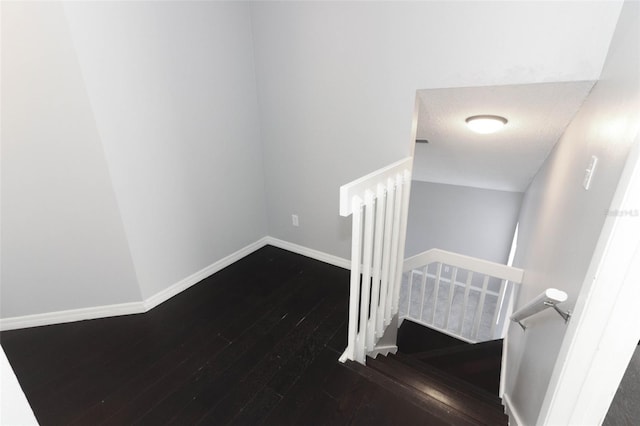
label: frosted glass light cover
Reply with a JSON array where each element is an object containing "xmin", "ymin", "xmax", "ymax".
[{"xmin": 466, "ymin": 115, "xmax": 508, "ymax": 134}]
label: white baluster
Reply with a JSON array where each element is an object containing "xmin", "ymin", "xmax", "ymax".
[
  {"xmin": 387, "ymin": 175, "xmax": 402, "ymax": 319},
  {"xmin": 344, "ymin": 196, "xmax": 363, "ymax": 363},
  {"xmin": 472, "ymin": 275, "xmax": 490, "ymax": 340},
  {"xmin": 444, "ymin": 267, "xmax": 458, "ymax": 329},
  {"xmin": 362, "ymin": 191, "xmax": 375, "ymax": 352},
  {"xmin": 370, "ymin": 184, "xmax": 386, "ymax": 341},
  {"xmin": 430, "ymin": 263, "xmax": 442, "ymax": 325},
  {"xmin": 407, "ymin": 270, "xmax": 415, "ymax": 319},
  {"xmin": 381, "ymin": 178, "xmax": 395, "ymax": 325},
  {"xmin": 419, "ymin": 266, "xmax": 428, "ymax": 321},
  {"xmin": 490, "ymin": 279, "xmax": 508, "ymax": 339},
  {"xmin": 392, "ymin": 171, "xmax": 411, "ymax": 314},
  {"xmin": 459, "ymin": 271, "xmax": 474, "ymax": 335}
]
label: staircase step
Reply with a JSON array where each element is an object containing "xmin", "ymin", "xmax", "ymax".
[
  {"xmin": 344, "ymin": 360, "xmax": 480, "ymax": 426},
  {"xmin": 367, "ymin": 354, "xmax": 508, "ymax": 425},
  {"xmin": 415, "ymin": 340, "xmax": 503, "ymax": 395},
  {"xmin": 397, "ymin": 319, "xmax": 465, "ymax": 354},
  {"xmin": 391, "ymin": 352, "xmax": 502, "ymax": 407},
  {"xmin": 412, "ymin": 339, "xmax": 503, "ymax": 361}
]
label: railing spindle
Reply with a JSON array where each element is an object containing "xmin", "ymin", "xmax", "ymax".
[
  {"xmin": 406, "ymin": 271, "xmax": 414, "ymax": 318},
  {"xmin": 392, "ymin": 171, "xmax": 411, "ymax": 314},
  {"xmin": 430, "ymin": 263, "xmax": 443, "ymax": 324},
  {"xmin": 419, "ymin": 266, "xmax": 428, "ymax": 320},
  {"xmin": 387, "ymin": 175, "xmax": 403, "ymax": 319},
  {"xmin": 490, "ymin": 279, "xmax": 508, "ymax": 339},
  {"xmin": 459, "ymin": 271, "xmax": 474, "ymax": 335},
  {"xmin": 381, "ymin": 179, "xmax": 395, "ymax": 326},
  {"xmin": 472, "ymin": 275, "xmax": 490, "ymax": 340},
  {"xmin": 361, "ymin": 192, "xmax": 375, "ymax": 353},
  {"xmin": 444, "ymin": 267, "xmax": 458, "ymax": 329},
  {"xmin": 370, "ymin": 184, "xmax": 386, "ymax": 341},
  {"xmin": 343, "ymin": 197, "xmax": 363, "ymax": 362}
]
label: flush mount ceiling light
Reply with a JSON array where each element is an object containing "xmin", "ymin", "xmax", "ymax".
[{"xmin": 465, "ymin": 115, "xmax": 508, "ymax": 134}]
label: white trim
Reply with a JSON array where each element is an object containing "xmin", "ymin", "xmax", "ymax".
[
  {"xmin": 404, "ymin": 248, "xmax": 524, "ymax": 283},
  {"xmin": 264, "ymin": 236, "xmax": 350, "ymax": 269},
  {"xmin": 0, "ymin": 237, "xmax": 270, "ymax": 331},
  {"xmin": 143, "ymin": 237, "xmax": 270, "ymax": 311},
  {"xmin": 368, "ymin": 344, "xmax": 398, "ymax": 359},
  {"xmin": 339, "ymin": 157, "xmax": 413, "ymax": 217},
  {"xmin": 0, "ymin": 236, "xmax": 350, "ymax": 331},
  {"xmin": 509, "ymin": 288, "xmax": 568, "ymax": 324},
  {"xmin": 538, "ymin": 135, "xmax": 640, "ymax": 425},
  {"xmin": 0, "ymin": 302, "xmax": 145, "ymax": 332},
  {"xmin": 503, "ymin": 392, "xmax": 526, "ymax": 426},
  {"xmin": 499, "ymin": 331, "xmax": 508, "ymax": 397}
]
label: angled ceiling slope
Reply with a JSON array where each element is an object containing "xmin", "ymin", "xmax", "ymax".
[{"xmin": 412, "ymin": 82, "xmax": 596, "ymax": 192}]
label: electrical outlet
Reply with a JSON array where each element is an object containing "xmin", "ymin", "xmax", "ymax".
[{"xmin": 292, "ymin": 214, "xmax": 299, "ymax": 227}]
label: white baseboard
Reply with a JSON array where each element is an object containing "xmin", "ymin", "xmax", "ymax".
[
  {"xmin": 0, "ymin": 238, "xmax": 270, "ymax": 332},
  {"xmin": 0, "ymin": 301, "xmax": 146, "ymax": 331},
  {"xmin": 264, "ymin": 237, "xmax": 350, "ymax": 269},
  {"xmin": 143, "ymin": 237, "xmax": 270, "ymax": 311},
  {"xmin": 503, "ymin": 392, "xmax": 526, "ymax": 426},
  {"xmin": 0, "ymin": 236, "xmax": 349, "ymax": 331}
]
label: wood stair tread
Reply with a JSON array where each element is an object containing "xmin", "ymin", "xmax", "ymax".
[
  {"xmin": 366, "ymin": 355, "xmax": 508, "ymax": 425},
  {"xmin": 391, "ymin": 352, "xmax": 502, "ymax": 407},
  {"xmin": 411, "ymin": 339, "xmax": 503, "ymax": 361},
  {"xmin": 412, "ymin": 340, "xmax": 503, "ymax": 395},
  {"xmin": 397, "ymin": 319, "xmax": 466, "ymax": 354},
  {"xmin": 345, "ymin": 360, "xmax": 481, "ymax": 426}
]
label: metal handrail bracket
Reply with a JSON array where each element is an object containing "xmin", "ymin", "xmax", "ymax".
[{"xmin": 510, "ymin": 288, "xmax": 571, "ymax": 330}]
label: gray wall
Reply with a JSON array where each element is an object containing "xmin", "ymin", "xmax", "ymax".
[
  {"xmin": 0, "ymin": 1, "xmax": 627, "ymax": 323},
  {"xmin": 1, "ymin": 1, "xmax": 268, "ymax": 316},
  {"xmin": 63, "ymin": 2, "xmax": 268, "ymax": 299},
  {"xmin": 504, "ymin": 2, "xmax": 640, "ymax": 424},
  {"xmin": 405, "ymin": 181, "xmax": 522, "ymax": 263},
  {"xmin": 1, "ymin": 2, "xmax": 142, "ymax": 317},
  {"xmin": 249, "ymin": 1, "xmax": 621, "ymax": 261}
]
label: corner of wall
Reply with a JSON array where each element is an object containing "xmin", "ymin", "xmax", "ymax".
[
  {"xmin": 0, "ymin": 236, "xmax": 349, "ymax": 332},
  {"xmin": 503, "ymin": 392, "xmax": 526, "ymax": 426},
  {"xmin": 0, "ymin": 237, "xmax": 271, "ymax": 331}
]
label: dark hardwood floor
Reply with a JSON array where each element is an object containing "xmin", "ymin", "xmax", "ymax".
[{"xmin": 1, "ymin": 246, "xmax": 451, "ymax": 425}]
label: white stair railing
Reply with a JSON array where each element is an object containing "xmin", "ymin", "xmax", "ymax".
[
  {"xmin": 401, "ymin": 249, "xmax": 524, "ymax": 343},
  {"xmin": 338, "ymin": 157, "xmax": 413, "ymax": 365}
]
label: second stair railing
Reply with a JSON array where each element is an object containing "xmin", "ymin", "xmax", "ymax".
[{"xmin": 401, "ymin": 249, "xmax": 525, "ymax": 343}]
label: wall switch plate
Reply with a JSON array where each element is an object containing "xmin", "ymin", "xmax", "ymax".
[
  {"xmin": 583, "ymin": 155, "xmax": 598, "ymax": 190},
  {"xmin": 292, "ymin": 214, "xmax": 299, "ymax": 227}
]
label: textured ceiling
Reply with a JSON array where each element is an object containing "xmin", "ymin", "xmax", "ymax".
[{"xmin": 412, "ymin": 82, "xmax": 596, "ymax": 192}]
